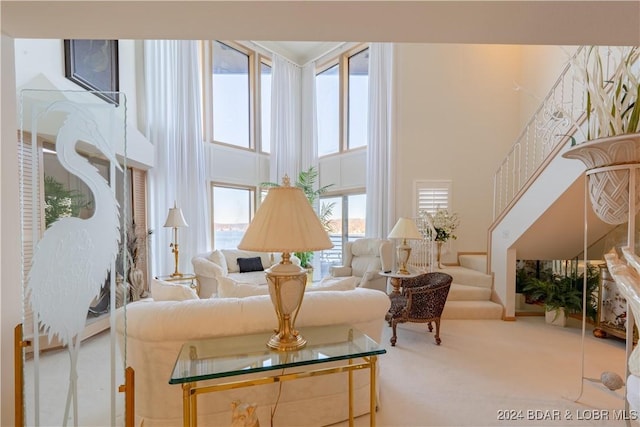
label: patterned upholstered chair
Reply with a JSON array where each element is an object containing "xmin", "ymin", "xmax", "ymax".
[{"xmin": 388, "ymin": 272, "xmax": 453, "ymax": 346}]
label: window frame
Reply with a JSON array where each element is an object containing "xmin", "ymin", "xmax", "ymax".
[
  {"xmin": 210, "ymin": 182, "xmax": 257, "ymax": 249},
  {"xmin": 201, "ymin": 40, "xmax": 260, "ymax": 152},
  {"xmin": 316, "ymin": 44, "xmax": 369, "ymax": 157},
  {"xmin": 320, "ymin": 189, "xmax": 366, "ymax": 265},
  {"xmin": 257, "ymin": 54, "xmax": 272, "ymax": 154}
]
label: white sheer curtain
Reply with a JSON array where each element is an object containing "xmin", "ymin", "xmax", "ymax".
[
  {"xmin": 144, "ymin": 40, "xmax": 210, "ymax": 277},
  {"xmin": 366, "ymin": 43, "xmax": 395, "ymax": 238},
  {"xmin": 270, "ymin": 54, "xmax": 302, "ymax": 184},
  {"xmin": 300, "ymin": 62, "xmax": 318, "ymax": 174}
]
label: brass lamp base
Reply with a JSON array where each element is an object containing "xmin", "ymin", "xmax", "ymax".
[
  {"xmin": 395, "ymin": 240, "xmax": 412, "ymax": 275},
  {"xmin": 267, "ymin": 329, "xmax": 307, "ymax": 351},
  {"xmin": 265, "ymin": 253, "xmax": 308, "ymax": 351}
]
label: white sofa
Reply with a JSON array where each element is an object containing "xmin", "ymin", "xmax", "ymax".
[
  {"xmin": 191, "ymin": 249, "xmax": 300, "ymax": 298},
  {"xmin": 115, "ymin": 287, "xmax": 390, "ymax": 427}
]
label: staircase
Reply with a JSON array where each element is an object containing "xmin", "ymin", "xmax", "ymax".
[{"xmin": 439, "ymin": 254, "xmax": 503, "ymax": 320}]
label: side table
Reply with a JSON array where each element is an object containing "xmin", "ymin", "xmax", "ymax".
[
  {"xmin": 155, "ymin": 273, "xmax": 199, "ymax": 295},
  {"xmin": 379, "ymin": 271, "xmax": 421, "ymax": 295}
]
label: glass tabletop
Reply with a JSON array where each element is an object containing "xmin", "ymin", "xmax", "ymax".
[{"xmin": 169, "ymin": 324, "xmax": 386, "ymax": 384}]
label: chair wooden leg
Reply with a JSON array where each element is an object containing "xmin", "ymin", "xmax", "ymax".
[
  {"xmin": 434, "ymin": 318, "xmax": 441, "ymax": 345},
  {"xmin": 428, "ymin": 321, "xmax": 433, "ymax": 332},
  {"xmin": 390, "ymin": 320, "xmax": 398, "ymax": 346}
]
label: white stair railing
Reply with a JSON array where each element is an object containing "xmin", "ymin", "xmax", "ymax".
[{"xmin": 492, "ymin": 46, "xmax": 624, "ymax": 221}]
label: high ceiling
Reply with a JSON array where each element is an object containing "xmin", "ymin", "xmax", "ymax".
[{"xmin": 2, "ymin": 1, "xmax": 639, "ymax": 46}]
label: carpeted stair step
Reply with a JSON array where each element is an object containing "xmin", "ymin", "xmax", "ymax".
[
  {"xmin": 442, "ymin": 300, "xmax": 503, "ymax": 320},
  {"xmin": 458, "ymin": 254, "xmax": 487, "ymax": 273},
  {"xmin": 434, "ymin": 266, "xmax": 492, "ymax": 288},
  {"xmin": 448, "ymin": 283, "xmax": 492, "ymax": 301}
]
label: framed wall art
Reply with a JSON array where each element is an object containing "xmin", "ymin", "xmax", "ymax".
[{"xmin": 64, "ymin": 39, "xmax": 119, "ymax": 105}]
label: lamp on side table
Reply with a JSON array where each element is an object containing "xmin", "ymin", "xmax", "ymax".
[
  {"xmin": 238, "ymin": 175, "xmax": 333, "ymax": 351},
  {"xmin": 388, "ymin": 217, "xmax": 422, "ymax": 275},
  {"xmin": 164, "ymin": 202, "xmax": 188, "ymax": 278}
]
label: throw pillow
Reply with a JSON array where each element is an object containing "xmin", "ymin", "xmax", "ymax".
[
  {"xmin": 309, "ymin": 276, "xmax": 359, "ymax": 292},
  {"xmin": 237, "ymin": 257, "xmax": 264, "ymax": 273},
  {"xmin": 218, "ymin": 276, "xmax": 269, "ymax": 298},
  {"xmin": 150, "ymin": 278, "xmax": 199, "ymax": 301}
]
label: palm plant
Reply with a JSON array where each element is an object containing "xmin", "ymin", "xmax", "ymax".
[
  {"xmin": 261, "ymin": 166, "xmax": 335, "ymax": 267},
  {"xmin": 522, "ymin": 264, "xmax": 599, "ymax": 322}
]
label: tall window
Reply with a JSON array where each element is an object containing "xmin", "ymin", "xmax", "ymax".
[
  {"xmin": 415, "ymin": 180, "xmax": 452, "ymax": 215},
  {"xmin": 316, "ymin": 64, "xmax": 340, "ymax": 156},
  {"xmin": 348, "ymin": 49, "xmax": 369, "ymax": 149},
  {"xmin": 319, "ymin": 193, "xmax": 366, "ymax": 275},
  {"xmin": 316, "ymin": 46, "xmax": 369, "ymax": 156},
  {"xmin": 211, "ymin": 41, "xmax": 251, "ymax": 148},
  {"xmin": 260, "ymin": 59, "xmax": 272, "ymax": 153},
  {"xmin": 211, "ymin": 184, "xmax": 255, "ymax": 249}
]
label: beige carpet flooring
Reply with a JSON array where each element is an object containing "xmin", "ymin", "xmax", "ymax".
[
  {"xmin": 334, "ymin": 316, "xmax": 629, "ymax": 427},
  {"xmin": 25, "ymin": 316, "xmax": 629, "ymax": 427}
]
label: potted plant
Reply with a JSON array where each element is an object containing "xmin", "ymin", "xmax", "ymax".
[
  {"xmin": 523, "ymin": 275, "xmax": 582, "ymax": 326},
  {"xmin": 262, "ymin": 167, "xmax": 335, "ymax": 280},
  {"xmin": 562, "ymin": 46, "xmax": 640, "ymax": 225},
  {"xmin": 521, "ymin": 265, "xmax": 599, "ymax": 326}
]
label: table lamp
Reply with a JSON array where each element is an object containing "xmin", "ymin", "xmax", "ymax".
[
  {"xmin": 388, "ymin": 217, "xmax": 423, "ymax": 275},
  {"xmin": 238, "ymin": 176, "xmax": 333, "ymax": 351},
  {"xmin": 164, "ymin": 202, "xmax": 188, "ymax": 277}
]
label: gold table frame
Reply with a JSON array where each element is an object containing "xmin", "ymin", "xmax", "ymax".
[{"xmin": 169, "ymin": 325, "xmax": 385, "ymax": 427}]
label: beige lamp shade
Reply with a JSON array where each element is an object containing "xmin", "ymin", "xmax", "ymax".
[
  {"xmin": 163, "ymin": 203, "xmax": 188, "ymax": 228},
  {"xmin": 388, "ymin": 217, "xmax": 422, "ymax": 240},
  {"xmin": 238, "ymin": 182, "xmax": 333, "ymax": 253}
]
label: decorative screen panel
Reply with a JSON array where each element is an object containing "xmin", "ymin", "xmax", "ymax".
[{"xmin": 19, "ymin": 89, "xmax": 128, "ymax": 426}]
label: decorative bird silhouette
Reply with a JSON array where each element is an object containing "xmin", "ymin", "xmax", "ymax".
[{"xmin": 27, "ymin": 100, "xmax": 121, "ymax": 426}]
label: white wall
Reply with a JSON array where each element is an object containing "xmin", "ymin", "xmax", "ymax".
[
  {"xmin": 516, "ymin": 45, "xmax": 580, "ymax": 133},
  {"xmin": 394, "ymin": 43, "xmax": 523, "ymax": 263},
  {"xmin": 14, "ymin": 39, "xmax": 154, "ymax": 169}
]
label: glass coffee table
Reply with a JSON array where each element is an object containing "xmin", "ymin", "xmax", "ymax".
[{"xmin": 169, "ymin": 324, "xmax": 386, "ymax": 427}]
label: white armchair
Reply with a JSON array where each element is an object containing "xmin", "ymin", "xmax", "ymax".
[{"xmin": 329, "ymin": 238, "xmax": 393, "ymax": 292}]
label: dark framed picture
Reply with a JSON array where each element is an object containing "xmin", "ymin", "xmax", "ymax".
[{"xmin": 64, "ymin": 39, "xmax": 119, "ymax": 105}]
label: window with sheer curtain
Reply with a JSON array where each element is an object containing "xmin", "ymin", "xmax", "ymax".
[
  {"xmin": 202, "ymin": 41, "xmax": 271, "ymax": 152},
  {"xmin": 316, "ymin": 46, "xmax": 369, "ymax": 157}
]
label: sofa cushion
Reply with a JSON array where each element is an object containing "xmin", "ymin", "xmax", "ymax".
[
  {"xmin": 237, "ymin": 256, "xmax": 264, "ymax": 273},
  {"xmin": 218, "ymin": 275, "xmax": 359, "ymax": 298},
  {"xmin": 150, "ymin": 278, "xmax": 199, "ymax": 301},
  {"xmin": 351, "ymin": 255, "xmax": 382, "ymax": 278},
  {"xmin": 207, "ymin": 250, "xmax": 228, "ymax": 275},
  {"xmin": 218, "ymin": 276, "xmax": 269, "ymax": 298},
  {"xmin": 315, "ymin": 275, "xmax": 360, "ymax": 291}
]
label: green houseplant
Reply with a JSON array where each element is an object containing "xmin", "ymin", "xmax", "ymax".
[
  {"xmin": 43, "ymin": 175, "xmax": 91, "ymax": 228},
  {"xmin": 522, "ymin": 265, "xmax": 599, "ymax": 326},
  {"xmin": 261, "ymin": 167, "xmax": 335, "ymax": 270}
]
